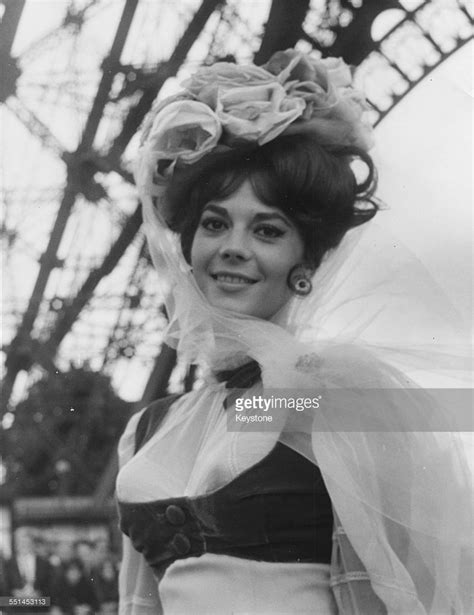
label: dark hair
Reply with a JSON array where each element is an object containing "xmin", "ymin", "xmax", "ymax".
[{"xmin": 166, "ymin": 134, "xmax": 378, "ymax": 269}]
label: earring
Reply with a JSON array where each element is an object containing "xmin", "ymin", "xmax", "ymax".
[{"xmin": 288, "ymin": 264, "xmax": 313, "ymax": 296}]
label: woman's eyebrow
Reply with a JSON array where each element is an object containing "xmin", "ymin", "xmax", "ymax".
[{"xmin": 202, "ymin": 204, "xmax": 228, "ymax": 217}]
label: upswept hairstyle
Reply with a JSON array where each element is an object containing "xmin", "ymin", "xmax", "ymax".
[{"xmin": 166, "ymin": 133, "xmax": 378, "ymax": 269}]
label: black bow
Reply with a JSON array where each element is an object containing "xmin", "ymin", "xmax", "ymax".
[{"xmin": 216, "ymin": 360, "xmax": 262, "ymax": 409}]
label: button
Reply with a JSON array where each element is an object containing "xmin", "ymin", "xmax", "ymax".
[
  {"xmin": 165, "ymin": 504, "xmax": 186, "ymax": 526},
  {"xmin": 171, "ymin": 533, "xmax": 191, "ymax": 555}
]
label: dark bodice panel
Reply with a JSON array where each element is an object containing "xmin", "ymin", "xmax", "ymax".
[{"xmin": 118, "ymin": 442, "xmax": 333, "ymax": 578}]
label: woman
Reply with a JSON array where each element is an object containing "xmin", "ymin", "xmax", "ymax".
[{"xmin": 117, "ymin": 50, "xmax": 472, "ymax": 614}]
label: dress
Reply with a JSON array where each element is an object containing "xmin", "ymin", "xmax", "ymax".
[{"xmin": 117, "ymin": 379, "xmax": 338, "ymax": 615}]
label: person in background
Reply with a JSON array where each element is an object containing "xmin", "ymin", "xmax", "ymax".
[
  {"xmin": 6, "ymin": 532, "xmax": 54, "ymax": 600},
  {"xmin": 72, "ymin": 539, "xmax": 97, "ymax": 580},
  {"xmin": 50, "ymin": 558, "xmax": 100, "ymax": 615},
  {"xmin": 93, "ymin": 538, "xmax": 110, "ymax": 569},
  {"xmin": 95, "ymin": 558, "xmax": 119, "ymax": 614},
  {"xmin": 50, "ymin": 539, "xmax": 74, "ymax": 568},
  {"xmin": 0, "ymin": 551, "xmax": 9, "ymax": 597}
]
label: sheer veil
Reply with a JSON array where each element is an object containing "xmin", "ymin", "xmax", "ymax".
[{"xmin": 135, "ymin": 45, "xmax": 473, "ymax": 614}]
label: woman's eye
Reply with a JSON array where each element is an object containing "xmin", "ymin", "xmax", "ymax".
[
  {"xmin": 201, "ymin": 217, "xmax": 226, "ymax": 232},
  {"xmin": 255, "ymin": 225, "xmax": 285, "ymax": 239}
]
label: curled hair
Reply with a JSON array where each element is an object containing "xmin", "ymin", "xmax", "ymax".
[{"xmin": 166, "ymin": 134, "xmax": 378, "ymax": 269}]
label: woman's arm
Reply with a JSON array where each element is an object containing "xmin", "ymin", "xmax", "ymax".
[
  {"xmin": 117, "ymin": 410, "xmax": 162, "ymax": 615},
  {"xmin": 118, "ymin": 535, "xmax": 162, "ymax": 615}
]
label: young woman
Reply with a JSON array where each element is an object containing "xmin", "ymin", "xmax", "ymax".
[{"xmin": 117, "ymin": 50, "xmax": 472, "ymax": 614}]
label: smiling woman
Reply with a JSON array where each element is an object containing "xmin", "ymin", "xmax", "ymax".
[
  {"xmin": 165, "ymin": 132, "xmax": 377, "ymax": 321},
  {"xmin": 117, "ymin": 49, "xmax": 472, "ymax": 615},
  {"xmin": 190, "ymin": 180, "xmax": 305, "ymax": 319}
]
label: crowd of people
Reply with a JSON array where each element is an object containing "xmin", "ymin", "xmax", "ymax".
[{"xmin": 0, "ymin": 533, "xmax": 119, "ymax": 614}]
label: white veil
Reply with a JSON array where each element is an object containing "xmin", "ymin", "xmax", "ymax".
[{"xmin": 135, "ymin": 45, "xmax": 473, "ymax": 614}]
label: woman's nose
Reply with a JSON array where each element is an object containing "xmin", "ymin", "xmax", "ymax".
[
  {"xmin": 218, "ymin": 229, "xmax": 252, "ymax": 261},
  {"xmin": 219, "ymin": 247, "xmax": 248, "ymax": 262}
]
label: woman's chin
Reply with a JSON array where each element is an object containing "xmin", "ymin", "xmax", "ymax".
[
  {"xmin": 203, "ymin": 292, "xmax": 258, "ymax": 318},
  {"xmin": 210, "ymin": 298, "xmax": 259, "ymax": 318},
  {"xmin": 206, "ymin": 296, "xmax": 287, "ymax": 321}
]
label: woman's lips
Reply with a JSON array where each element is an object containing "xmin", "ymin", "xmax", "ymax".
[{"xmin": 210, "ymin": 272, "xmax": 258, "ymax": 290}]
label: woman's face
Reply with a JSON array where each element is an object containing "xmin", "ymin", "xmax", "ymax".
[{"xmin": 190, "ymin": 180, "xmax": 305, "ymax": 319}]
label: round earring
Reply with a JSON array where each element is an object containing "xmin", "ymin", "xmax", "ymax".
[{"xmin": 287, "ymin": 264, "xmax": 313, "ymax": 296}]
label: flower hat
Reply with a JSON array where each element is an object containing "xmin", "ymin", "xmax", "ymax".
[{"xmin": 134, "ymin": 49, "xmax": 373, "ymax": 220}]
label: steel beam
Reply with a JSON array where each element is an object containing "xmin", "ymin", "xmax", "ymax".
[
  {"xmin": 80, "ymin": 0, "xmax": 139, "ymax": 151},
  {"xmin": 0, "ymin": 0, "xmax": 26, "ymax": 57},
  {"xmin": 1, "ymin": 188, "xmax": 77, "ymax": 410},
  {"xmin": 0, "ymin": 0, "xmax": 26, "ymax": 101},
  {"xmin": 253, "ymin": 0, "xmax": 310, "ymax": 65},
  {"xmin": 42, "ymin": 206, "xmax": 143, "ymax": 353}
]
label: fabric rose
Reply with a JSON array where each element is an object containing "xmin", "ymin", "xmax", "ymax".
[
  {"xmin": 264, "ymin": 50, "xmax": 338, "ymax": 111},
  {"xmin": 264, "ymin": 49, "xmax": 330, "ymax": 90},
  {"xmin": 144, "ymin": 99, "xmax": 222, "ymax": 165},
  {"xmin": 216, "ymin": 82, "xmax": 305, "ymax": 145},
  {"xmin": 264, "ymin": 49, "xmax": 373, "ymax": 150},
  {"xmin": 134, "ymin": 99, "xmax": 222, "ymax": 209},
  {"xmin": 183, "ymin": 62, "xmax": 305, "ymax": 144},
  {"xmin": 183, "ymin": 62, "xmax": 275, "ymax": 108}
]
